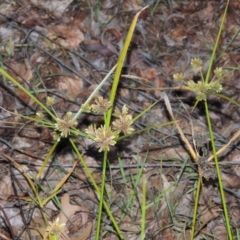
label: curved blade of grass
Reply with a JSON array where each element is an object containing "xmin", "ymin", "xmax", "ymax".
[
  {"xmin": 95, "ymin": 6, "xmax": 149, "ymax": 240},
  {"xmin": 0, "ymin": 68, "xmax": 56, "ymax": 120},
  {"xmin": 37, "ymin": 141, "xmax": 59, "ymax": 180},
  {"xmin": 42, "ymin": 161, "xmax": 78, "ymax": 205},
  {"xmin": 106, "ymin": 5, "xmax": 149, "ymax": 127},
  {"xmin": 160, "ymin": 92, "xmax": 197, "ymax": 160},
  {"xmin": 207, "ymin": 129, "xmax": 240, "ymax": 163},
  {"xmin": 214, "ymin": 93, "xmax": 240, "ymax": 107},
  {"xmin": 72, "ymin": 64, "xmax": 117, "ymax": 122}
]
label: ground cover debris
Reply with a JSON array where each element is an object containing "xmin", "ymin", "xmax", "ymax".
[{"xmin": 1, "ymin": 1, "xmax": 240, "ymax": 239}]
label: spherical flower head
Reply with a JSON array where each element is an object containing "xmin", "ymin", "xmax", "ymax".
[
  {"xmin": 54, "ymin": 112, "xmax": 77, "ymax": 138},
  {"xmin": 53, "ymin": 132, "xmax": 61, "ymax": 142},
  {"xmin": 173, "ymin": 73, "xmax": 184, "ymax": 81},
  {"xmin": 214, "ymin": 67, "xmax": 223, "ymax": 78},
  {"xmin": 85, "ymin": 124, "xmax": 97, "ymax": 136},
  {"xmin": 209, "ymin": 81, "xmax": 223, "ymax": 93},
  {"xmin": 93, "ymin": 125, "xmax": 118, "ymax": 152},
  {"xmin": 112, "ymin": 105, "xmax": 134, "ymax": 135},
  {"xmin": 196, "ymin": 81, "xmax": 211, "ymax": 92},
  {"xmin": 191, "ymin": 58, "xmax": 202, "ymax": 71},
  {"xmin": 187, "ymin": 80, "xmax": 196, "ymax": 89},
  {"xmin": 196, "ymin": 92, "xmax": 207, "ymax": 101},
  {"xmin": 187, "ymin": 81, "xmax": 209, "ymax": 101},
  {"xmin": 112, "ymin": 115, "xmax": 134, "ymax": 135},
  {"xmin": 46, "ymin": 217, "xmax": 65, "ymax": 236},
  {"xmin": 81, "ymin": 103, "xmax": 92, "ymax": 113},
  {"xmin": 46, "ymin": 96, "xmax": 55, "ymax": 107},
  {"xmin": 91, "ymin": 96, "xmax": 112, "ymax": 113},
  {"xmin": 113, "ymin": 105, "xmax": 130, "ymax": 118},
  {"xmin": 36, "ymin": 112, "xmax": 44, "ymax": 121},
  {"xmin": 195, "ymin": 81, "xmax": 211, "ymax": 101}
]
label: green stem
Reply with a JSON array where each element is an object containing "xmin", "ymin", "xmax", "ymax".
[
  {"xmin": 204, "ymin": 101, "xmax": 232, "ymax": 240},
  {"xmin": 37, "ymin": 141, "xmax": 59, "ymax": 180},
  {"xmin": 140, "ymin": 172, "xmax": 147, "ymax": 240},
  {"xmin": 96, "ymin": 150, "xmax": 108, "ymax": 240},
  {"xmin": 69, "ymin": 139, "xmax": 123, "ymax": 239},
  {"xmin": 190, "ymin": 177, "xmax": 201, "ymax": 240}
]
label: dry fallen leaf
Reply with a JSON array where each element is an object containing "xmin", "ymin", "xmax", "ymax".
[
  {"xmin": 81, "ymin": 40, "xmax": 117, "ymax": 56},
  {"xmin": 7, "ymin": 59, "xmax": 33, "ymax": 83},
  {"xmin": 0, "ymin": 27, "xmax": 16, "ymax": 42},
  {"xmin": 166, "ymin": 24, "xmax": 187, "ymax": 45},
  {"xmin": 47, "ymin": 24, "xmax": 84, "ymax": 50},
  {"xmin": 70, "ymin": 221, "xmax": 94, "ymax": 240},
  {"xmin": 57, "ymin": 76, "xmax": 84, "ymax": 100},
  {"xmin": 123, "ymin": 0, "xmax": 144, "ymax": 11},
  {"xmin": 160, "ymin": 227, "xmax": 177, "ymax": 240},
  {"xmin": 30, "ymin": 0, "xmax": 73, "ymax": 18},
  {"xmin": 1, "ymin": 1, "xmax": 240, "ymax": 239},
  {"xmin": 195, "ymin": 206, "xmax": 221, "ymax": 234},
  {"xmin": 0, "ymin": 175, "xmax": 12, "ymax": 204},
  {"xmin": 208, "ymin": 222, "xmax": 228, "ymax": 240},
  {"xmin": 58, "ymin": 193, "xmax": 95, "ymax": 240},
  {"xmin": 57, "ymin": 193, "xmax": 81, "ymax": 240}
]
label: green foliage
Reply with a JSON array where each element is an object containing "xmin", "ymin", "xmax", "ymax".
[
  {"xmin": 0, "ymin": 0, "xmax": 238, "ymax": 239},
  {"xmin": 0, "ymin": 5, "xmax": 176, "ymax": 240}
]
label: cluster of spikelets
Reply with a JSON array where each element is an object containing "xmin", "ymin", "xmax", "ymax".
[
  {"xmin": 84, "ymin": 96, "xmax": 134, "ymax": 152},
  {"xmin": 173, "ymin": 58, "xmax": 223, "ymax": 101},
  {"xmin": 44, "ymin": 217, "xmax": 65, "ymax": 239},
  {"xmin": 36, "ymin": 96, "xmax": 134, "ymax": 152}
]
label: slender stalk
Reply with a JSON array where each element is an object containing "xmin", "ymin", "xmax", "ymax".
[
  {"xmin": 190, "ymin": 177, "xmax": 201, "ymax": 240},
  {"xmin": 72, "ymin": 65, "xmax": 117, "ymax": 122},
  {"xmin": 37, "ymin": 141, "xmax": 59, "ymax": 180},
  {"xmin": 69, "ymin": 139, "xmax": 123, "ymax": 239},
  {"xmin": 96, "ymin": 150, "xmax": 108, "ymax": 240},
  {"xmin": 204, "ymin": 101, "xmax": 232, "ymax": 240},
  {"xmin": 140, "ymin": 172, "xmax": 147, "ymax": 240}
]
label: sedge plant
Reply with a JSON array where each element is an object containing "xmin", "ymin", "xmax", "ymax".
[
  {"xmin": 1, "ymin": 1, "xmax": 238, "ymax": 238},
  {"xmin": 0, "ymin": 5, "xmax": 177, "ymax": 240},
  {"xmin": 168, "ymin": 0, "xmax": 239, "ymax": 239}
]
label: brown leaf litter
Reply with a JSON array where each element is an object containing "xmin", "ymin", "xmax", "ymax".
[{"xmin": 1, "ymin": 0, "xmax": 240, "ymax": 239}]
